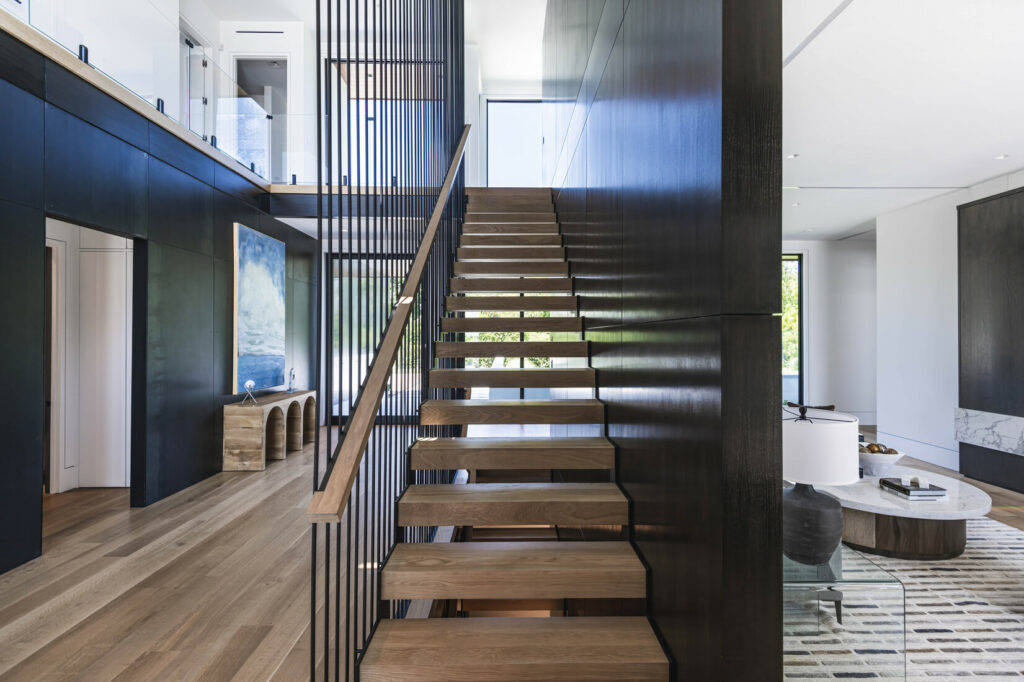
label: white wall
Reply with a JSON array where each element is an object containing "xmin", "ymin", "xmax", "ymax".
[
  {"xmin": 46, "ymin": 220, "xmax": 133, "ymax": 491},
  {"xmin": 875, "ymin": 169, "xmax": 1024, "ymax": 470},
  {"xmin": 179, "ymin": 0, "xmax": 219, "ymax": 47},
  {"xmin": 784, "ymin": 238, "xmax": 877, "ymax": 426},
  {"xmin": 464, "ymin": 43, "xmax": 482, "ymax": 186}
]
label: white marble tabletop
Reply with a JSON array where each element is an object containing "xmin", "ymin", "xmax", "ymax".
[{"xmin": 817, "ymin": 465, "xmax": 992, "ymax": 520}]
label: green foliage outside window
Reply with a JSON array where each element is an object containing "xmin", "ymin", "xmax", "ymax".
[
  {"xmin": 781, "ymin": 258, "xmax": 800, "ymax": 373},
  {"xmin": 466, "ymin": 310, "xmax": 552, "ymax": 369}
]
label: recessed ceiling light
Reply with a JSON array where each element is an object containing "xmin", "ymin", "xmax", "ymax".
[
  {"xmin": 791, "ymin": 202, "xmax": 800, "ymax": 207},
  {"xmin": 802, "ymin": 228, "xmax": 814, "ymax": 233},
  {"xmin": 996, "ymin": 154, "xmax": 1011, "ymax": 160},
  {"xmin": 786, "ymin": 153, "xmax": 799, "ymax": 159}
]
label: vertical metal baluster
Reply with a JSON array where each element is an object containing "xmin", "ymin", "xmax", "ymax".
[
  {"xmin": 345, "ymin": 495, "xmax": 352, "ymax": 681},
  {"xmin": 325, "ymin": 0, "xmax": 334, "ymax": 477},
  {"xmin": 313, "ymin": 0, "xmax": 322, "ymax": 489},
  {"xmin": 312, "ymin": 521, "xmax": 320, "ymax": 678},
  {"xmin": 371, "ymin": 0, "xmax": 380, "ymax": 632},
  {"xmin": 312, "ymin": 1, "xmax": 323, "ymax": 676},
  {"xmin": 331, "ymin": 8, "xmax": 343, "ymax": 676},
  {"xmin": 359, "ymin": 0, "xmax": 369, "ymax": 651},
  {"xmin": 345, "ymin": 3, "xmax": 353, "ymax": 426},
  {"xmin": 323, "ymin": 521, "xmax": 331, "ymax": 682},
  {"xmin": 354, "ymin": 0, "xmax": 362, "ymax": 427},
  {"xmin": 342, "ymin": 1, "xmax": 353, "ymax": 668}
]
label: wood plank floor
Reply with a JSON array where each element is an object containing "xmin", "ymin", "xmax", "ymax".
[{"xmin": 0, "ymin": 432, "xmax": 336, "ymax": 681}]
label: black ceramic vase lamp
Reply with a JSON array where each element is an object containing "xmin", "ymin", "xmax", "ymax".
[{"xmin": 782, "ymin": 404, "xmax": 860, "ymax": 565}]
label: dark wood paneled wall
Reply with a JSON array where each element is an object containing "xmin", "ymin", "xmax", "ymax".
[
  {"xmin": 0, "ymin": 31, "xmax": 317, "ymax": 573},
  {"xmin": 543, "ymin": 1, "xmax": 782, "ymax": 679},
  {"xmin": 958, "ymin": 188, "xmax": 1024, "ymax": 491}
]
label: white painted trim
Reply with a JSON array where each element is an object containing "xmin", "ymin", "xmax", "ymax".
[
  {"xmin": 125, "ymin": 249, "xmax": 133, "ymax": 487},
  {"xmin": 44, "ymin": 220, "xmax": 81, "ymax": 493},
  {"xmin": 45, "ymin": 237, "xmax": 72, "ymax": 493}
]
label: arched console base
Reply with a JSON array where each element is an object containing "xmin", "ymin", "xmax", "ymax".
[{"xmin": 223, "ymin": 390, "xmax": 317, "ymax": 471}]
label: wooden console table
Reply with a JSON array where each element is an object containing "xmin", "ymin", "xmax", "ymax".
[{"xmin": 223, "ymin": 390, "xmax": 317, "ymax": 471}]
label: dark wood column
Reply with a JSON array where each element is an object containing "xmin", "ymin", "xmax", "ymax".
[{"xmin": 543, "ymin": 0, "xmax": 782, "ymax": 679}]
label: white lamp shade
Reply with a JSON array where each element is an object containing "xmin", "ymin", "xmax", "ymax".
[{"xmin": 782, "ymin": 408, "xmax": 859, "ymax": 486}]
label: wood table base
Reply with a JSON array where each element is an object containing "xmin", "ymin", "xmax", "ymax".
[{"xmin": 842, "ymin": 508, "xmax": 967, "ymax": 560}]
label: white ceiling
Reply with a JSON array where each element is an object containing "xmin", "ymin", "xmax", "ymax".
[
  {"xmin": 784, "ymin": 0, "xmax": 1024, "ymax": 239},
  {"xmin": 465, "ymin": 0, "xmax": 546, "ymax": 94},
  {"xmin": 199, "ymin": 0, "xmax": 313, "ymax": 24}
]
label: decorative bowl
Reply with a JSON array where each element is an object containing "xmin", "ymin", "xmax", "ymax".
[{"xmin": 859, "ymin": 449, "xmax": 903, "ymax": 477}]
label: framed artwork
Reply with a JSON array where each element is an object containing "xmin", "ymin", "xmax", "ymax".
[{"xmin": 233, "ymin": 223, "xmax": 286, "ymax": 393}]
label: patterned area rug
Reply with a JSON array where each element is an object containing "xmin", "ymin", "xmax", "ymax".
[{"xmin": 785, "ymin": 518, "xmax": 1024, "ymax": 680}]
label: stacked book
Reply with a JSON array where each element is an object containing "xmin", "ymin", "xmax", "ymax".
[{"xmin": 879, "ymin": 477, "xmax": 947, "ymax": 501}]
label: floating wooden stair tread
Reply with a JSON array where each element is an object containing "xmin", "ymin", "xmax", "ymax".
[
  {"xmin": 429, "ymin": 368, "xmax": 595, "ymax": 389},
  {"xmin": 398, "ymin": 482, "xmax": 628, "ymax": 526},
  {"xmin": 420, "ymin": 399, "xmax": 603, "ymax": 425},
  {"xmin": 467, "ymin": 198, "xmax": 554, "ymax": 207},
  {"xmin": 435, "ymin": 341, "xmax": 588, "ymax": 358},
  {"xmin": 411, "ymin": 436, "xmax": 614, "ymax": 470},
  {"xmin": 446, "ymin": 295, "xmax": 577, "ymax": 312},
  {"xmin": 458, "ymin": 246, "xmax": 566, "ymax": 260},
  {"xmin": 463, "ymin": 223, "xmax": 560, "ymax": 234},
  {"xmin": 466, "ymin": 187, "xmax": 552, "ymax": 196},
  {"xmin": 361, "ymin": 617, "xmax": 668, "ymax": 682},
  {"xmin": 381, "ymin": 541, "xmax": 645, "ymax": 600},
  {"xmin": 461, "ymin": 234, "xmax": 563, "ymax": 246},
  {"xmin": 465, "ymin": 212, "xmax": 555, "ymax": 223},
  {"xmin": 467, "ymin": 206, "xmax": 555, "ymax": 216},
  {"xmin": 450, "ymin": 277, "xmax": 573, "ymax": 293},
  {"xmin": 441, "ymin": 316, "xmax": 583, "ymax": 333},
  {"xmin": 359, "ymin": 188, "xmax": 666, "ymax": 682},
  {"xmin": 454, "ymin": 261, "xmax": 568, "ymax": 276}
]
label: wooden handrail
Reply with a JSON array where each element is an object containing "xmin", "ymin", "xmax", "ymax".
[{"xmin": 307, "ymin": 124, "xmax": 471, "ymax": 523}]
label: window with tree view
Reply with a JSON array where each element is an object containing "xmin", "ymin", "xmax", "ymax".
[{"xmin": 782, "ymin": 254, "xmax": 803, "ymax": 405}]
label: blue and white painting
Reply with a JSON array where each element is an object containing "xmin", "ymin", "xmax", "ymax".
[{"xmin": 234, "ymin": 224, "xmax": 286, "ymax": 393}]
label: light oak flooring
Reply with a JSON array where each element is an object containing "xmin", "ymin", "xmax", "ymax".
[{"xmin": 0, "ymin": 432, "xmax": 337, "ymax": 681}]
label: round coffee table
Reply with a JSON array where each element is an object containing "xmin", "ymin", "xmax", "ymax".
[{"xmin": 817, "ymin": 465, "xmax": 992, "ymax": 560}]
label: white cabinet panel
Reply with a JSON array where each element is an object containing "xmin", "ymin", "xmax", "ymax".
[
  {"xmin": 79, "ymin": 251, "xmax": 130, "ymax": 487},
  {"xmin": 80, "ymin": 230, "xmax": 129, "ymax": 250}
]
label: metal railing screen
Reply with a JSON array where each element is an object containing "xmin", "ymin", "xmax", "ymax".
[{"xmin": 310, "ymin": 0, "xmax": 465, "ymax": 679}]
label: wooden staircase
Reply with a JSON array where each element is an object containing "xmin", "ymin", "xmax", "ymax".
[{"xmin": 361, "ymin": 187, "xmax": 668, "ymax": 680}]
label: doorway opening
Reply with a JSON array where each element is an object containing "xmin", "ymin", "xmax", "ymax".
[
  {"xmin": 44, "ymin": 220, "xmax": 135, "ymax": 522},
  {"xmin": 486, "ymin": 99, "xmax": 543, "ymax": 187},
  {"xmin": 236, "ymin": 57, "xmax": 288, "ymax": 182}
]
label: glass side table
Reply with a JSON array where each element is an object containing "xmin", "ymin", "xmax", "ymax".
[{"xmin": 784, "ymin": 545, "xmax": 906, "ymax": 680}]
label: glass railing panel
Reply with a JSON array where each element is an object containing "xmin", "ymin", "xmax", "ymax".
[
  {"xmin": 29, "ymin": 1, "xmax": 179, "ymax": 115},
  {"xmin": 0, "ymin": 1, "xmax": 331, "ymax": 185},
  {"xmin": 270, "ymin": 114, "xmax": 320, "ymax": 185},
  {"xmin": 0, "ymin": 0, "xmax": 27, "ymax": 24}
]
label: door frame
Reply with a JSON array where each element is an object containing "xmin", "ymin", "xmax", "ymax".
[{"xmin": 44, "ymin": 235, "xmax": 74, "ymax": 493}]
